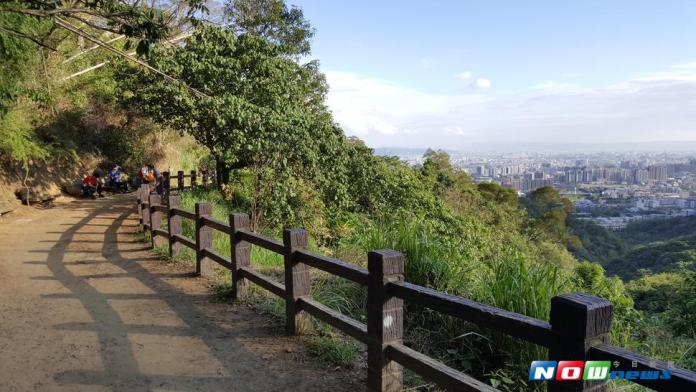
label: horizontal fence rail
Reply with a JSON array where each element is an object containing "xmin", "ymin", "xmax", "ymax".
[{"xmin": 135, "ymin": 180, "xmax": 696, "ymax": 392}]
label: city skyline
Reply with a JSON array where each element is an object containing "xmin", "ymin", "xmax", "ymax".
[{"xmin": 292, "ymin": 1, "xmax": 696, "ymax": 148}]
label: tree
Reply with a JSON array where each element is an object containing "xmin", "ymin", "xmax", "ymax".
[
  {"xmin": 118, "ymin": 26, "xmax": 345, "ymax": 228},
  {"xmin": 522, "ymin": 186, "xmax": 578, "ymax": 246},
  {"xmin": 0, "ymin": 0, "xmax": 206, "ymax": 54},
  {"xmin": 224, "ymin": 0, "xmax": 314, "ymax": 56}
]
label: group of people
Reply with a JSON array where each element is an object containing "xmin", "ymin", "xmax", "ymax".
[{"xmin": 81, "ymin": 164, "xmax": 161, "ymax": 199}]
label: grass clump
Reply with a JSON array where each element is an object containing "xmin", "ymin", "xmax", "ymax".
[{"xmin": 308, "ymin": 336, "xmax": 359, "ymax": 368}]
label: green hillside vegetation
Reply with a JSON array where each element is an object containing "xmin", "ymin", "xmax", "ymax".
[
  {"xmin": 605, "ymin": 235, "xmax": 696, "ymax": 280},
  {"xmin": 565, "ymin": 214, "xmax": 696, "ymax": 282},
  {"xmin": 567, "ymin": 218, "xmax": 628, "ymax": 264},
  {"xmin": 620, "ymin": 215, "xmax": 696, "ymax": 245}
]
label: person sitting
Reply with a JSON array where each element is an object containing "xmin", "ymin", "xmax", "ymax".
[
  {"xmin": 136, "ymin": 166, "xmax": 144, "ymax": 186},
  {"xmin": 119, "ymin": 172, "xmax": 130, "ymax": 192},
  {"xmin": 82, "ymin": 173, "xmax": 104, "ymax": 198},
  {"xmin": 107, "ymin": 165, "xmax": 127, "ymax": 193},
  {"xmin": 141, "ymin": 165, "xmax": 157, "ymax": 184}
]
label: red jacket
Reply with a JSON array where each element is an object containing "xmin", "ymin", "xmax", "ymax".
[{"xmin": 83, "ymin": 176, "xmax": 98, "ymax": 187}]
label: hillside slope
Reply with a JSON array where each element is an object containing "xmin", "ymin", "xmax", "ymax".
[{"xmin": 605, "ymin": 235, "xmax": 696, "ymax": 280}]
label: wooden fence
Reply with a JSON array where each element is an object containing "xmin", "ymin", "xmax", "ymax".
[{"xmin": 135, "ymin": 176, "xmax": 696, "ymax": 392}]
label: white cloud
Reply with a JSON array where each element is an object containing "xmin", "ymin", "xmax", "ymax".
[
  {"xmin": 325, "ymin": 71, "xmax": 487, "ymax": 137},
  {"xmin": 472, "ymin": 77, "xmax": 491, "ymax": 89},
  {"xmin": 324, "ymin": 63, "xmax": 696, "ymax": 148},
  {"xmin": 443, "ymin": 126, "xmax": 468, "ymax": 136},
  {"xmin": 455, "ymin": 71, "xmax": 472, "ymax": 80}
]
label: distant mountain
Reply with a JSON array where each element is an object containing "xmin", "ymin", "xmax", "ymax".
[
  {"xmin": 373, "ymin": 147, "xmax": 429, "ymax": 156},
  {"xmin": 372, "ymin": 141, "xmax": 696, "ymax": 154},
  {"xmin": 373, "ymin": 147, "xmax": 458, "ymax": 157}
]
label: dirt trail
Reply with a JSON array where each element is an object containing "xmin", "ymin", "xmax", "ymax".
[{"xmin": 0, "ymin": 195, "xmax": 363, "ymax": 392}]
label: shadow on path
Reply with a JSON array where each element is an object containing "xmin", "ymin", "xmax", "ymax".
[{"xmin": 37, "ymin": 196, "xmax": 339, "ymax": 392}]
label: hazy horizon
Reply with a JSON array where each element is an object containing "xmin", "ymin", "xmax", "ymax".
[{"xmin": 373, "ymin": 140, "xmax": 696, "ymax": 155}]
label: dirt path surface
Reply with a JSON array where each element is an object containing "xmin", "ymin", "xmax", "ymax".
[{"xmin": 0, "ymin": 195, "xmax": 362, "ymax": 392}]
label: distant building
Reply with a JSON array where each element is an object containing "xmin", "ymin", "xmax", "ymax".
[{"xmin": 648, "ymin": 165, "xmax": 667, "ymax": 181}]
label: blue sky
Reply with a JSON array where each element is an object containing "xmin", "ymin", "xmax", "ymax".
[{"xmin": 290, "ymin": 1, "xmax": 696, "ymax": 148}]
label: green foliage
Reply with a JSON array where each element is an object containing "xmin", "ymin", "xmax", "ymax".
[
  {"xmin": 308, "ymin": 336, "xmax": 358, "ymax": 367},
  {"xmin": 620, "ymin": 216, "xmax": 696, "ymax": 245},
  {"xmin": 118, "ymin": 26, "xmax": 351, "ymax": 230},
  {"xmin": 627, "ymin": 272, "xmax": 686, "ymax": 313},
  {"xmin": 0, "ymin": 0, "xmax": 207, "ymax": 55},
  {"xmin": 224, "ymin": 0, "xmax": 315, "ymax": 56},
  {"xmin": 9, "ymin": 1, "xmax": 687, "ymax": 383},
  {"xmin": 567, "ymin": 218, "xmax": 628, "ymax": 264},
  {"xmin": 572, "ymin": 262, "xmax": 635, "ymax": 345},
  {"xmin": 627, "ymin": 268, "xmax": 696, "ymax": 338},
  {"xmin": 0, "ymin": 8, "xmax": 51, "ymax": 114},
  {"xmin": 605, "ymin": 235, "xmax": 696, "ymax": 280},
  {"xmin": 630, "ymin": 315, "xmax": 696, "ymax": 371},
  {"xmin": 522, "ymin": 186, "xmax": 580, "ymax": 248},
  {"xmin": 0, "ymin": 101, "xmax": 48, "ymax": 165}
]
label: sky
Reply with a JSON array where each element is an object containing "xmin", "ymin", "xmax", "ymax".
[{"xmin": 289, "ymin": 0, "xmax": 696, "ymax": 149}]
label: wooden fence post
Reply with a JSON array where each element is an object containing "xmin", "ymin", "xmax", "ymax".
[
  {"xmin": 162, "ymin": 171, "xmax": 170, "ymax": 201},
  {"xmin": 155, "ymin": 175, "xmax": 163, "ymax": 195},
  {"xmin": 141, "ymin": 185, "xmax": 151, "ymax": 231},
  {"xmin": 191, "ymin": 170, "xmax": 197, "ymax": 188},
  {"xmin": 283, "ymin": 228, "xmax": 311, "ymax": 335},
  {"xmin": 137, "ymin": 187, "xmax": 144, "ymax": 229},
  {"xmin": 548, "ymin": 292, "xmax": 613, "ymax": 392},
  {"xmin": 367, "ymin": 249, "xmax": 404, "ymax": 392},
  {"xmin": 202, "ymin": 170, "xmax": 208, "ymax": 186},
  {"xmin": 195, "ymin": 202, "xmax": 213, "ymax": 276},
  {"xmin": 230, "ymin": 213, "xmax": 251, "ymax": 301},
  {"xmin": 177, "ymin": 170, "xmax": 184, "ymax": 191},
  {"xmin": 149, "ymin": 194, "xmax": 163, "ymax": 248},
  {"xmin": 168, "ymin": 195, "xmax": 182, "ymax": 259}
]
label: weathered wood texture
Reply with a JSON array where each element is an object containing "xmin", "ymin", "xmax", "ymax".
[
  {"xmin": 283, "ymin": 228, "xmax": 311, "ymax": 335},
  {"xmin": 194, "ymin": 203, "xmax": 215, "ymax": 277},
  {"xmin": 298, "ymin": 297, "xmax": 368, "ymax": 343},
  {"xmin": 177, "ymin": 171, "xmax": 184, "ymax": 191},
  {"xmin": 170, "ymin": 207, "xmax": 195, "ymax": 220},
  {"xmin": 148, "ymin": 194, "xmax": 165, "ymax": 248},
  {"xmin": 387, "ymin": 344, "xmax": 497, "ymax": 392},
  {"xmin": 238, "ymin": 231, "xmax": 285, "ymax": 254},
  {"xmin": 167, "ymin": 195, "xmax": 182, "ymax": 258},
  {"xmin": 295, "ymin": 250, "xmax": 369, "ymax": 285},
  {"xmin": 239, "ymin": 266, "xmax": 285, "ymax": 298},
  {"xmin": 134, "ymin": 179, "xmax": 696, "ymax": 392},
  {"xmin": 548, "ymin": 293, "xmax": 612, "ymax": 392},
  {"xmin": 389, "ymin": 281, "xmax": 553, "ymax": 347},
  {"xmin": 201, "ymin": 216, "xmax": 232, "ymax": 234},
  {"xmin": 162, "ymin": 171, "xmax": 171, "ymax": 200},
  {"xmin": 230, "ymin": 213, "xmax": 251, "ymax": 301},
  {"xmin": 171, "ymin": 233, "xmax": 196, "ymax": 250},
  {"xmin": 367, "ymin": 250, "xmax": 404, "ymax": 392}
]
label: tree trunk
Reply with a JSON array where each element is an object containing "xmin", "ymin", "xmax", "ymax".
[{"xmin": 215, "ymin": 159, "xmax": 231, "ymax": 185}]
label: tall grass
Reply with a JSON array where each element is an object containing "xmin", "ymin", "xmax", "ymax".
[
  {"xmin": 167, "ymin": 189, "xmax": 568, "ymax": 388},
  {"xmin": 175, "ymin": 187, "xmax": 284, "ymax": 270},
  {"xmin": 352, "ymin": 215, "xmax": 569, "ymax": 387}
]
